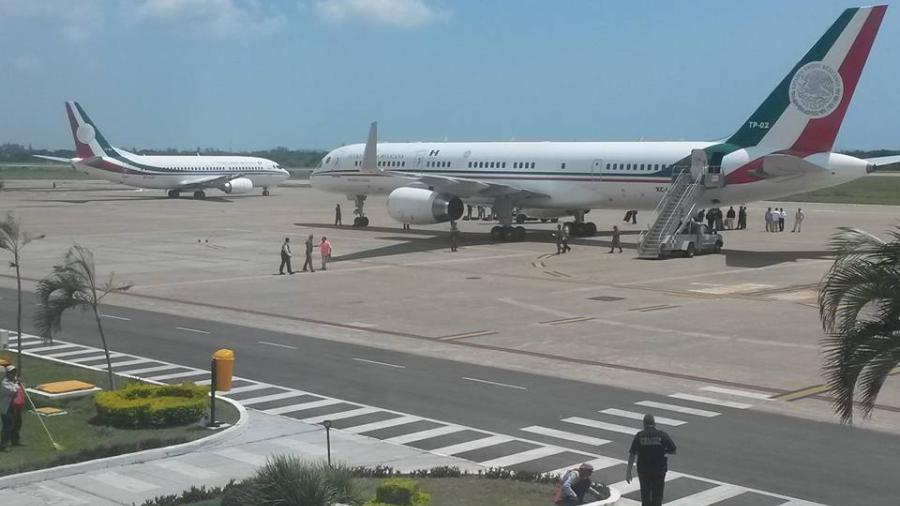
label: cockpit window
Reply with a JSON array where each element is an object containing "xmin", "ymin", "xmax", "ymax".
[{"xmin": 325, "ymin": 156, "xmax": 331, "ymax": 164}]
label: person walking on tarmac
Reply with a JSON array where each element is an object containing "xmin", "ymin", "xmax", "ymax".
[
  {"xmin": 0, "ymin": 365, "xmax": 24, "ymax": 450},
  {"xmin": 554, "ymin": 463, "xmax": 603, "ymax": 505},
  {"xmin": 554, "ymin": 224, "xmax": 564, "ymax": 254},
  {"xmin": 319, "ymin": 236, "xmax": 332, "ymax": 270},
  {"xmin": 302, "ymin": 234, "xmax": 315, "ymax": 272},
  {"xmin": 626, "ymin": 414, "xmax": 677, "ymax": 506},
  {"xmin": 561, "ymin": 224, "xmax": 572, "ymax": 253},
  {"xmin": 278, "ymin": 237, "xmax": 294, "ymax": 275},
  {"xmin": 609, "ymin": 225, "xmax": 623, "ymax": 253},
  {"xmin": 334, "ymin": 204, "xmax": 342, "ymax": 226}
]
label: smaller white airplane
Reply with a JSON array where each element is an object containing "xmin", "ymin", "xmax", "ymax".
[{"xmin": 36, "ymin": 102, "xmax": 289, "ymax": 199}]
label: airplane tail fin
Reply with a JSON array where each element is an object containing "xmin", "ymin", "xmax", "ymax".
[
  {"xmin": 65, "ymin": 101, "xmax": 117, "ymax": 159},
  {"xmin": 725, "ymin": 5, "xmax": 886, "ymax": 154}
]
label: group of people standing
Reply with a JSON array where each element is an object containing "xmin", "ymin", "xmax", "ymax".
[
  {"xmin": 279, "ymin": 234, "xmax": 331, "ymax": 274},
  {"xmin": 766, "ymin": 207, "xmax": 805, "ymax": 232},
  {"xmin": 696, "ymin": 205, "xmax": 747, "ymax": 231}
]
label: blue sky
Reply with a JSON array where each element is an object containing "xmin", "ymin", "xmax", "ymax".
[{"xmin": 2, "ymin": 0, "xmax": 899, "ymax": 151}]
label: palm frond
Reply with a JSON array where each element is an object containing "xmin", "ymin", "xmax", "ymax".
[{"xmin": 34, "ymin": 270, "xmax": 89, "ymax": 339}]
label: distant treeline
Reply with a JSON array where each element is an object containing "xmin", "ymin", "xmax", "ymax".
[
  {"xmin": 0, "ymin": 143, "xmax": 327, "ymax": 168},
  {"xmin": 2, "ymin": 143, "xmax": 898, "ymax": 168}
]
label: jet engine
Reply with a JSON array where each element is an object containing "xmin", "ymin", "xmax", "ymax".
[
  {"xmin": 221, "ymin": 177, "xmax": 254, "ymax": 194},
  {"xmin": 387, "ymin": 187, "xmax": 464, "ymax": 225}
]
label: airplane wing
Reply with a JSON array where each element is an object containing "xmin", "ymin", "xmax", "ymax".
[
  {"xmin": 865, "ymin": 155, "xmax": 900, "ymax": 172},
  {"xmin": 173, "ymin": 173, "xmax": 248, "ymax": 190},
  {"xmin": 33, "ymin": 155, "xmax": 75, "ymax": 164},
  {"xmin": 384, "ymin": 170, "xmax": 548, "ymax": 199}
]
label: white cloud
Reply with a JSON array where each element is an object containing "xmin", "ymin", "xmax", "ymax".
[
  {"xmin": 136, "ymin": 0, "xmax": 284, "ymax": 38},
  {"xmin": 314, "ymin": 0, "xmax": 445, "ymax": 28},
  {"xmin": 0, "ymin": 0, "xmax": 101, "ymax": 44}
]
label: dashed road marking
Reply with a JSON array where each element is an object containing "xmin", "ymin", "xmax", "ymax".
[
  {"xmin": 258, "ymin": 340, "xmax": 298, "ymax": 350},
  {"xmin": 176, "ymin": 326, "xmax": 211, "ymax": 334},
  {"xmin": 463, "ymin": 377, "xmax": 527, "ymax": 390},
  {"xmin": 101, "ymin": 314, "xmax": 131, "ymax": 321},
  {"xmin": 353, "ymin": 357, "xmax": 405, "ymax": 369}
]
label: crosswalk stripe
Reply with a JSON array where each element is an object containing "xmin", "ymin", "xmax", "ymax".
[
  {"xmin": 664, "ymin": 484, "xmax": 745, "ymax": 505},
  {"xmin": 635, "ymin": 401, "xmax": 720, "ymax": 417},
  {"xmin": 562, "ymin": 417, "xmax": 638, "ymax": 435},
  {"xmin": 23, "ymin": 343, "xmax": 79, "ymax": 353},
  {"xmin": 300, "ymin": 407, "xmax": 379, "ymax": 424},
  {"xmin": 43, "ymin": 348, "xmax": 102, "ymax": 358},
  {"xmin": 430, "ymin": 434, "xmax": 512, "ymax": 456},
  {"xmin": 146, "ymin": 370, "xmax": 207, "ymax": 381},
  {"xmin": 383, "ymin": 425, "xmax": 466, "ymax": 444},
  {"xmin": 700, "ymin": 386, "xmax": 773, "ymax": 400},
  {"xmin": 521, "ymin": 426, "xmax": 611, "ymax": 446},
  {"xmin": 240, "ymin": 391, "xmax": 309, "ymax": 406},
  {"xmin": 103, "ymin": 358, "xmax": 154, "ymax": 369},
  {"xmin": 343, "ymin": 415, "xmax": 420, "ymax": 434},
  {"xmin": 88, "ymin": 471, "xmax": 158, "ymax": 493},
  {"xmin": 478, "ymin": 446, "xmax": 564, "ymax": 468},
  {"xmin": 669, "ymin": 393, "xmax": 753, "ymax": 409},
  {"xmin": 222, "ymin": 383, "xmax": 271, "ymax": 395},
  {"xmin": 263, "ymin": 398, "xmax": 342, "ymax": 415},
  {"xmin": 195, "ymin": 379, "xmax": 212, "ymax": 386},
  {"xmin": 544, "ymin": 455, "xmax": 622, "ymax": 477},
  {"xmin": 599, "ymin": 408, "xmax": 686, "ymax": 426},
  {"xmin": 608, "ymin": 473, "xmax": 681, "ymax": 496},
  {"xmin": 118, "ymin": 364, "xmax": 178, "ymax": 376},
  {"xmin": 69, "ymin": 353, "xmax": 123, "ymax": 363},
  {"xmin": 150, "ymin": 460, "xmax": 219, "ymax": 480},
  {"xmin": 33, "ymin": 484, "xmax": 91, "ymax": 505}
]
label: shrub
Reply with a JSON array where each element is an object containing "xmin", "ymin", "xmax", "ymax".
[
  {"xmin": 222, "ymin": 455, "xmax": 359, "ymax": 506},
  {"xmin": 365, "ymin": 478, "xmax": 430, "ymax": 506},
  {"xmin": 94, "ymin": 383, "xmax": 207, "ymax": 429}
]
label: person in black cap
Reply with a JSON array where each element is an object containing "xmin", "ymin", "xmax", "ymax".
[
  {"xmin": 0, "ymin": 365, "xmax": 23, "ymax": 450},
  {"xmin": 554, "ymin": 463, "xmax": 602, "ymax": 505},
  {"xmin": 626, "ymin": 414, "xmax": 677, "ymax": 506}
]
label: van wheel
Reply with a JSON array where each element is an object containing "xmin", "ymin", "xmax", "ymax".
[
  {"xmin": 516, "ymin": 214, "xmax": 526, "ymax": 224},
  {"xmin": 714, "ymin": 241, "xmax": 723, "ymax": 253},
  {"xmin": 685, "ymin": 243, "xmax": 695, "ymax": 258}
]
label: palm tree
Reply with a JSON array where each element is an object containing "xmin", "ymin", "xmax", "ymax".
[
  {"xmin": 35, "ymin": 244, "xmax": 131, "ymax": 390},
  {"xmin": 819, "ymin": 226, "xmax": 900, "ymax": 423},
  {"xmin": 0, "ymin": 212, "xmax": 44, "ymax": 372}
]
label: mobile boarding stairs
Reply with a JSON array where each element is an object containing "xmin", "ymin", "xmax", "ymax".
[{"xmin": 637, "ymin": 149, "xmax": 724, "ymax": 259}]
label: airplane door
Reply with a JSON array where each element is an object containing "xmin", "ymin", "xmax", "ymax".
[
  {"xmin": 415, "ymin": 150, "xmax": 427, "ymax": 169},
  {"xmin": 591, "ymin": 159, "xmax": 604, "ymax": 182}
]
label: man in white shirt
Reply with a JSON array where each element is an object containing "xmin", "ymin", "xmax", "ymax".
[{"xmin": 792, "ymin": 208, "xmax": 805, "ymax": 232}]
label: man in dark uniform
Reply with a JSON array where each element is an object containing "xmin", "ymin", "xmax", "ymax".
[
  {"xmin": 302, "ymin": 234, "xmax": 315, "ymax": 272},
  {"xmin": 449, "ymin": 220, "xmax": 460, "ymax": 252},
  {"xmin": 334, "ymin": 204, "xmax": 342, "ymax": 226},
  {"xmin": 609, "ymin": 225, "xmax": 622, "ymax": 253},
  {"xmin": 737, "ymin": 205, "xmax": 747, "ymax": 230},
  {"xmin": 626, "ymin": 414, "xmax": 676, "ymax": 506}
]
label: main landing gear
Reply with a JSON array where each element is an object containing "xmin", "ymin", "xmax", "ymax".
[
  {"xmin": 192, "ymin": 190, "xmax": 206, "ymax": 199},
  {"xmin": 166, "ymin": 189, "xmax": 180, "ymax": 198},
  {"xmin": 262, "ymin": 187, "xmax": 270, "ymax": 196},
  {"xmin": 352, "ymin": 194, "xmax": 370, "ymax": 227},
  {"xmin": 563, "ymin": 221, "xmax": 597, "ymax": 237},
  {"xmin": 490, "ymin": 225, "xmax": 527, "ymax": 241}
]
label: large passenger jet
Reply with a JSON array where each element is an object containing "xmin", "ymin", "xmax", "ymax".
[
  {"xmin": 37, "ymin": 102, "xmax": 289, "ymax": 199},
  {"xmin": 311, "ymin": 6, "xmax": 898, "ymax": 240}
]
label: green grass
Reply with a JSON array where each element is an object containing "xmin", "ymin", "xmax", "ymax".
[
  {"xmin": 0, "ymin": 164, "xmax": 90, "ymax": 180},
  {"xmin": 783, "ymin": 175, "xmax": 900, "ymax": 205},
  {"xmin": 0, "ymin": 350, "xmax": 238, "ymax": 477},
  {"xmin": 354, "ymin": 477, "xmax": 556, "ymax": 506}
]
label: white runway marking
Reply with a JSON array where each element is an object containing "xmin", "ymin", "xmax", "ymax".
[
  {"xmin": 497, "ymin": 297, "xmax": 574, "ymax": 318},
  {"xmin": 151, "ymin": 460, "xmax": 219, "ymax": 480},
  {"xmin": 665, "ymin": 484, "xmax": 745, "ymax": 505},
  {"xmin": 599, "ymin": 408, "xmax": 686, "ymax": 426},
  {"xmin": 301, "ymin": 407, "xmax": 379, "ymax": 424},
  {"xmin": 668, "ymin": 393, "xmax": 753, "ymax": 409},
  {"xmin": 353, "ymin": 357, "xmax": 405, "ymax": 369},
  {"xmin": 146, "ymin": 370, "xmax": 207, "ymax": 381},
  {"xmin": 521, "ymin": 426, "xmax": 611, "ymax": 446},
  {"xmin": 700, "ymin": 386, "xmax": 773, "ymax": 400},
  {"xmin": 176, "ymin": 326, "xmax": 211, "ymax": 334},
  {"xmin": 259, "ymin": 340, "xmax": 297, "ymax": 350},
  {"xmin": 463, "ymin": 377, "xmax": 527, "ymax": 390},
  {"xmin": 634, "ymin": 401, "xmax": 720, "ymax": 417},
  {"xmin": 101, "ymin": 314, "xmax": 131, "ymax": 321},
  {"xmin": 342, "ymin": 415, "xmax": 420, "ymax": 434},
  {"xmin": 562, "ymin": 417, "xmax": 637, "ymax": 435},
  {"xmin": 430, "ymin": 434, "xmax": 512, "ymax": 456}
]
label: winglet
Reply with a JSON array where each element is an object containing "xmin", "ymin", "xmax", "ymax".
[{"xmin": 361, "ymin": 121, "xmax": 378, "ymax": 173}]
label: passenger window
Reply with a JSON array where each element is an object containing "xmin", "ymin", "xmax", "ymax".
[
  {"xmin": 531, "ymin": 162, "xmax": 535, "ymax": 168},
  {"xmin": 490, "ymin": 162, "xmax": 495, "ymax": 168},
  {"xmin": 561, "ymin": 163, "xmax": 566, "ymax": 169},
  {"xmin": 501, "ymin": 162, "xmax": 506, "ymax": 168}
]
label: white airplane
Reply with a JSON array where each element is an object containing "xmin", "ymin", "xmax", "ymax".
[
  {"xmin": 311, "ymin": 6, "xmax": 899, "ymax": 241},
  {"xmin": 36, "ymin": 102, "xmax": 290, "ymax": 199}
]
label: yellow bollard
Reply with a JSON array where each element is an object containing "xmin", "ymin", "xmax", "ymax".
[{"xmin": 213, "ymin": 349, "xmax": 234, "ymax": 392}]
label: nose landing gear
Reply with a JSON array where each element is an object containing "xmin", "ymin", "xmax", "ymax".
[{"xmin": 352, "ymin": 195, "xmax": 370, "ymax": 227}]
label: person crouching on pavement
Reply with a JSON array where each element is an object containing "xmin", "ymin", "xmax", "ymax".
[
  {"xmin": 554, "ymin": 463, "xmax": 602, "ymax": 505},
  {"xmin": 0, "ymin": 365, "xmax": 24, "ymax": 450}
]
